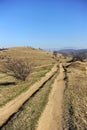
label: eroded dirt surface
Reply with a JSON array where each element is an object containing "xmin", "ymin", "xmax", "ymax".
[
  {"xmin": 0, "ymin": 64, "xmax": 58, "ymax": 127},
  {"xmin": 36, "ymin": 63, "xmax": 65, "ymax": 130}
]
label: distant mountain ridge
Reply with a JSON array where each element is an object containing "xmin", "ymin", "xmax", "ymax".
[
  {"xmin": 45, "ymin": 48, "xmax": 87, "ymax": 54},
  {"xmin": 58, "ymin": 49, "xmax": 87, "ymax": 55},
  {"xmin": 45, "ymin": 48, "xmax": 87, "ymax": 57}
]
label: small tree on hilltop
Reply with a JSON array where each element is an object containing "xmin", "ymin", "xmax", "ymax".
[{"xmin": 53, "ymin": 51, "xmax": 57, "ymax": 58}]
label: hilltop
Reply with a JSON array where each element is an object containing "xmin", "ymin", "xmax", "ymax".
[{"xmin": 0, "ymin": 46, "xmax": 57, "ymax": 66}]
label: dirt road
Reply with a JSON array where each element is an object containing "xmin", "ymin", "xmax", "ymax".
[
  {"xmin": 0, "ymin": 64, "xmax": 58, "ymax": 127},
  {"xmin": 36, "ymin": 63, "xmax": 65, "ymax": 130}
]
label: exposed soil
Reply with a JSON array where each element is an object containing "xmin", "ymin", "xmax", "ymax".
[
  {"xmin": 0, "ymin": 64, "xmax": 58, "ymax": 127},
  {"xmin": 1, "ymin": 70, "xmax": 57, "ymax": 130},
  {"xmin": 36, "ymin": 63, "xmax": 65, "ymax": 130}
]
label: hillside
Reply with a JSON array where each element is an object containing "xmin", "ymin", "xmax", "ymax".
[
  {"xmin": 63, "ymin": 61, "xmax": 87, "ymax": 129},
  {"xmin": 0, "ymin": 47, "xmax": 57, "ymax": 66},
  {"xmin": 0, "ymin": 47, "xmax": 87, "ymax": 130}
]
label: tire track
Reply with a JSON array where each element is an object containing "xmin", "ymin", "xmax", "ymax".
[
  {"xmin": 36, "ymin": 63, "xmax": 65, "ymax": 130},
  {"xmin": 0, "ymin": 64, "xmax": 58, "ymax": 127}
]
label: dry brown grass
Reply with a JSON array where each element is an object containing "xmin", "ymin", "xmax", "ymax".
[
  {"xmin": 0, "ymin": 47, "xmax": 61, "ymax": 129},
  {"xmin": 0, "ymin": 46, "xmax": 57, "ymax": 107},
  {"xmin": 1, "ymin": 71, "xmax": 57, "ymax": 130},
  {"xmin": 0, "ymin": 47, "xmax": 56, "ymax": 66},
  {"xmin": 0, "ymin": 64, "xmax": 53, "ymax": 107},
  {"xmin": 63, "ymin": 62, "xmax": 87, "ymax": 130}
]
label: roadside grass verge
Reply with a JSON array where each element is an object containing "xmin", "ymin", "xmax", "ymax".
[
  {"xmin": 1, "ymin": 71, "xmax": 58, "ymax": 130},
  {"xmin": 63, "ymin": 62, "xmax": 87, "ymax": 130},
  {"xmin": 0, "ymin": 65, "xmax": 53, "ymax": 107}
]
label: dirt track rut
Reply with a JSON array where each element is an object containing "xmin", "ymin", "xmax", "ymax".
[
  {"xmin": 36, "ymin": 63, "xmax": 65, "ymax": 130},
  {"xmin": 0, "ymin": 64, "xmax": 58, "ymax": 127}
]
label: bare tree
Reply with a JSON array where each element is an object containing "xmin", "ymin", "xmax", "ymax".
[
  {"xmin": 73, "ymin": 53, "xmax": 86, "ymax": 62},
  {"xmin": 1, "ymin": 59, "xmax": 33, "ymax": 81}
]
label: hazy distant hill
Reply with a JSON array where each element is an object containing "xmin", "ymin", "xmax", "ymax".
[
  {"xmin": 45, "ymin": 48, "xmax": 87, "ymax": 58},
  {"xmin": 57, "ymin": 49, "xmax": 87, "ymax": 56},
  {"xmin": 58, "ymin": 49, "xmax": 76, "ymax": 55}
]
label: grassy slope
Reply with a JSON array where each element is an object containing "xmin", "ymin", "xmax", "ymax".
[
  {"xmin": 0, "ymin": 47, "xmax": 57, "ymax": 106},
  {"xmin": 0, "ymin": 47, "xmax": 61, "ymax": 129},
  {"xmin": 1, "ymin": 72, "xmax": 58, "ymax": 130},
  {"xmin": 0, "ymin": 65, "xmax": 53, "ymax": 107},
  {"xmin": 63, "ymin": 62, "xmax": 87, "ymax": 130},
  {"xmin": 0, "ymin": 47, "xmax": 55, "ymax": 66}
]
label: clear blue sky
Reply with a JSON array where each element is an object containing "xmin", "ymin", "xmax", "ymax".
[{"xmin": 0, "ymin": 0, "xmax": 87, "ymax": 49}]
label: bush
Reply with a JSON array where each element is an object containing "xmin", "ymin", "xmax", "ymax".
[
  {"xmin": 73, "ymin": 53, "xmax": 86, "ymax": 62},
  {"xmin": 53, "ymin": 51, "xmax": 57, "ymax": 57},
  {"xmin": 1, "ymin": 59, "xmax": 33, "ymax": 81}
]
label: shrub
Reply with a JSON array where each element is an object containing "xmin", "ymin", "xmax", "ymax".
[
  {"xmin": 53, "ymin": 51, "xmax": 57, "ymax": 57},
  {"xmin": 1, "ymin": 59, "xmax": 33, "ymax": 81},
  {"xmin": 73, "ymin": 53, "xmax": 86, "ymax": 62}
]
